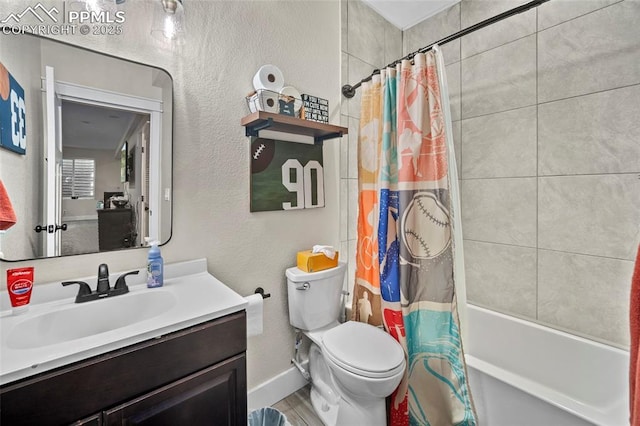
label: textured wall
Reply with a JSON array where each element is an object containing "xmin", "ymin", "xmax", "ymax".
[
  {"xmin": 0, "ymin": 33, "xmax": 43, "ymax": 259},
  {"xmin": 339, "ymin": 0, "xmax": 402, "ymax": 304},
  {"xmin": 0, "ymin": 0, "xmax": 341, "ymax": 388},
  {"xmin": 404, "ymin": 0, "xmax": 640, "ymax": 347}
]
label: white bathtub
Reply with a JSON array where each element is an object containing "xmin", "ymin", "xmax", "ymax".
[{"xmin": 464, "ymin": 305, "xmax": 629, "ymax": 426}]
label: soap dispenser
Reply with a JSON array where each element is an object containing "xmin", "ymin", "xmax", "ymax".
[{"xmin": 146, "ymin": 240, "xmax": 164, "ymax": 288}]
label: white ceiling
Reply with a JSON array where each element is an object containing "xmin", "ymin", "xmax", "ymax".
[
  {"xmin": 362, "ymin": 0, "xmax": 461, "ymax": 30},
  {"xmin": 62, "ymin": 101, "xmax": 145, "ymax": 151}
]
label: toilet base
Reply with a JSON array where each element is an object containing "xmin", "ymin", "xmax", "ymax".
[
  {"xmin": 309, "ymin": 382, "xmax": 387, "ymax": 426},
  {"xmin": 306, "ymin": 340, "xmax": 391, "ymax": 426},
  {"xmin": 310, "ymin": 386, "xmax": 338, "ymax": 426}
]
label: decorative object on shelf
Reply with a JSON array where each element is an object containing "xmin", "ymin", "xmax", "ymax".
[
  {"xmin": 0, "ymin": 61, "xmax": 26, "ymax": 155},
  {"xmin": 151, "ymin": 0, "xmax": 186, "ymax": 42},
  {"xmin": 301, "ymin": 94, "xmax": 328, "ymax": 123},
  {"xmin": 247, "ymin": 65, "xmax": 303, "ymax": 118},
  {"xmin": 253, "ymin": 64, "xmax": 285, "ymax": 92},
  {"xmin": 250, "ymin": 137, "xmax": 324, "ymax": 212},
  {"xmin": 278, "ymin": 96, "xmax": 296, "ymax": 116},
  {"xmin": 246, "ymin": 89, "xmax": 302, "ymax": 117},
  {"xmin": 247, "ymin": 89, "xmax": 278, "ymax": 113},
  {"xmin": 279, "ymin": 86, "xmax": 303, "ymax": 116}
]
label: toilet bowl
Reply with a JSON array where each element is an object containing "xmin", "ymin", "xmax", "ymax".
[{"xmin": 286, "ymin": 264, "xmax": 406, "ymax": 426}]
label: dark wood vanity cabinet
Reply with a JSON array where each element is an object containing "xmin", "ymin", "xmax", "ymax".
[
  {"xmin": 103, "ymin": 355, "xmax": 245, "ymax": 425},
  {"xmin": 0, "ymin": 311, "xmax": 247, "ymax": 426},
  {"xmin": 98, "ymin": 208, "xmax": 134, "ymax": 250}
]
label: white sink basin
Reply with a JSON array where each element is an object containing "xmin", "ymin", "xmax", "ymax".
[
  {"xmin": 7, "ymin": 291, "xmax": 177, "ymax": 350},
  {"xmin": 0, "ymin": 259, "xmax": 248, "ymax": 385}
]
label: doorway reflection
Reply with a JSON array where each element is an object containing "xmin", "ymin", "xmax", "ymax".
[{"xmin": 60, "ymin": 100, "xmax": 150, "ymax": 255}]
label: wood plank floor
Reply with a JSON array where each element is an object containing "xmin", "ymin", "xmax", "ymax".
[{"xmin": 272, "ymin": 385, "xmax": 324, "ymax": 426}]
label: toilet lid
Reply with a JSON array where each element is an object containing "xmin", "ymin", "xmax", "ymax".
[{"xmin": 321, "ymin": 322, "xmax": 405, "ymax": 378}]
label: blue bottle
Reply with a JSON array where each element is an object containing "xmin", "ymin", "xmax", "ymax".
[{"xmin": 147, "ymin": 241, "xmax": 164, "ymax": 288}]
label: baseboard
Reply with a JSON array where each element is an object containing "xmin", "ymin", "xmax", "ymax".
[{"xmin": 247, "ymin": 362, "xmax": 309, "ymax": 411}]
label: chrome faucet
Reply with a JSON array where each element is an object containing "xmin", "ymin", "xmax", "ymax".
[{"xmin": 62, "ymin": 264, "xmax": 139, "ymax": 303}]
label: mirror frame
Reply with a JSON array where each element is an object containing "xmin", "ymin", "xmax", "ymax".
[{"xmin": 0, "ymin": 29, "xmax": 174, "ymax": 262}]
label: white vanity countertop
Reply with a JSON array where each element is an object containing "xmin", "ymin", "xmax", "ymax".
[{"xmin": 0, "ymin": 259, "xmax": 247, "ymax": 385}]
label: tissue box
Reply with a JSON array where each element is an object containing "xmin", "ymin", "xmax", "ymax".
[{"xmin": 297, "ymin": 250, "xmax": 339, "ymax": 273}]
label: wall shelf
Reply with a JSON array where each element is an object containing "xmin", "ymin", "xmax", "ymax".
[{"xmin": 241, "ymin": 111, "xmax": 348, "ymax": 145}]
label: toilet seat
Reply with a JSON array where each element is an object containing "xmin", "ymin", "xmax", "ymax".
[{"xmin": 321, "ymin": 321, "xmax": 405, "ymax": 379}]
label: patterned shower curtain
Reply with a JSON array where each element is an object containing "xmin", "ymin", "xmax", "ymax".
[{"xmin": 352, "ymin": 49, "xmax": 477, "ymax": 426}]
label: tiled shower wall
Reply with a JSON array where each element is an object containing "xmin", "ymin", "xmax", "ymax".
[
  {"xmin": 341, "ymin": 0, "xmax": 640, "ymax": 347},
  {"xmin": 339, "ymin": 0, "xmax": 402, "ymax": 303},
  {"xmin": 404, "ymin": 0, "xmax": 640, "ymax": 347}
]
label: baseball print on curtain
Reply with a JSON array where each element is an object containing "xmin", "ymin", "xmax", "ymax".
[{"xmin": 352, "ymin": 49, "xmax": 477, "ymax": 426}]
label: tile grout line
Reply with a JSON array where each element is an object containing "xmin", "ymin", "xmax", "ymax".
[
  {"xmin": 460, "ymin": 31, "xmax": 535, "ymax": 63},
  {"xmin": 458, "ymin": 2, "xmax": 463, "ymax": 179},
  {"xmin": 537, "ymin": 0, "xmax": 626, "ymax": 33},
  {"xmin": 462, "ymin": 103, "xmax": 539, "ymax": 122},
  {"xmin": 537, "ymin": 82, "xmax": 640, "ymax": 107},
  {"xmin": 535, "ymin": 246, "xmax": 637, "ymax": 263},
  {"xmin": 463, "ymin": 238, "xmax": 635, "ymax": 263},
  {"xmin": 345, "ymin": 0, "xmax": 348, "ymax": 55},
  {"xmin": 346, "ymin": 3, "xmax": 352, "ymax": 251},
  {"xmin": 460, "ymin": 172, "xmax": 640, "ymax": 181},
  {"xmin": 535, "ymin": 5, "xmax": 540, "ymax": 322},
  {"xmin": 464, "ymin": 238, "xmax": 537, "ymax": 250},
  {"xmin": 458, "ymin": 0, "xmax": 625, "ymax": 64},
  {"xmin": 539, "ymin": 172, "xmax": 640, "ymax": 178},
  {"xmin": 459, "ymin": 79, "xmax": 640, "ymax": 122}
]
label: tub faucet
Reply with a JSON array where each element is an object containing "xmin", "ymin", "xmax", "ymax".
[{"xmin": 97, "ymin": 263, "xmax": 110, "ymax": 293}]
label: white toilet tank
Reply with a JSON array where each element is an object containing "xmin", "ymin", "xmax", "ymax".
[{"xmin": 286, "ymin": 263, "xmax": 347, "ymax": 331}]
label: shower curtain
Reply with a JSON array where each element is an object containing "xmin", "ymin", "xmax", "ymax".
[{"xmin": 352, "ymin": 47, "xmax": 476, "ymax": 426}]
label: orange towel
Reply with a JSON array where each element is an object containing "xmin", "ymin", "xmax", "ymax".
[
  {"xmin": 630, "ymin": 244, "xmax": 640, "ymax": 426},
  {"xmin": 0, "ymin": 179, "xmax": 17, "ymax": 231}
]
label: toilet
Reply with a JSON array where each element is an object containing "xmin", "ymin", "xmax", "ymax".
[{"xmin": 286, "ymin": 263, "xmax": 406, "ymax": 426}]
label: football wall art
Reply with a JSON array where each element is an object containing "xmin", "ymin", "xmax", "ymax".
[{"xmin": 250, "ymin": 137, "xmax": 324, "ymax": 212}]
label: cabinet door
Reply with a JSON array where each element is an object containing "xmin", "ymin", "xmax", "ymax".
[
  {"xmin": 72, "ymin": 414, "xmax": 102, "ymax": 425},
  {"xmin": 98, "ymin": 209, "xmax": 134, "ymax": 250},
  {"xmin": 103, "ymin": 353, "xmax": 246, "ymax": 426}
]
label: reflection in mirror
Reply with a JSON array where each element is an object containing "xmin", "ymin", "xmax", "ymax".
[
  {"xmin": 0, "ymin": 32, "xmax": 172, "ymax": 261},
  {"xmin": 61, "ymin": 102, "xmax": 149, "ymax": 255}
]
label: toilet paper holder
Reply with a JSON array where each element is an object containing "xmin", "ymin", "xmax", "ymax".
[{"xmin": 254, "ymin": 287, "xmax": 271, "ymax": 299}]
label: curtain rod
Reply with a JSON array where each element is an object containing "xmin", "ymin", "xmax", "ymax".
[{"xmin": 341, "ymin": 0, "xmax": 550, "ymax": 99}]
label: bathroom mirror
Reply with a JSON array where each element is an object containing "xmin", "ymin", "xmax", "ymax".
[{"xmin": 0, "ymin": 32, "xmax": 172, "ymax": 261}]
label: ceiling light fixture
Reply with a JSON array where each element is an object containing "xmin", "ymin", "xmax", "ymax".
[
  {"xmin": 83, "ymin": 0, "xmax": 119, "ymax": 14},
  {"xmin": 68, "ymin": 0, "xmax": 125, "ymax": 16},
  {"xmin": 151, "ymin": 0, "xmax": 186, "ymax": 43}
]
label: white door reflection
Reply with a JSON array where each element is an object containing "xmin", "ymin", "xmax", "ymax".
[{"xmin": 44, "ymin": 74, "xmax": 162, "ymax": 256}]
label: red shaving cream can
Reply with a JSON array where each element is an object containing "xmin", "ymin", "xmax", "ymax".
[{"xmin": 7, "ymin": 267, "xmax": 34, "ymax": 313}]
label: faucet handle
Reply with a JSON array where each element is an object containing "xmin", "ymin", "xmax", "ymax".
[
  {"xmin": 97, "ymin": 263, "xmax": 110, "ymax": 293},
  {"xmin": 114, "ymin": 271, "xmax": 139, "ymax": 292},
  {"xmin": 62, "ymin": 281, "xmax": 92, "ymax": 303}
]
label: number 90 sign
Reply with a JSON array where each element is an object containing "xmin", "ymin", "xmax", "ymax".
[
  {"xmin": 0, "ymin": 62, "xmax": 26, "ymax": 155},
  {"xmin": 250, "ymin": 138, "xmax": 325, "ymax": 212}
]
